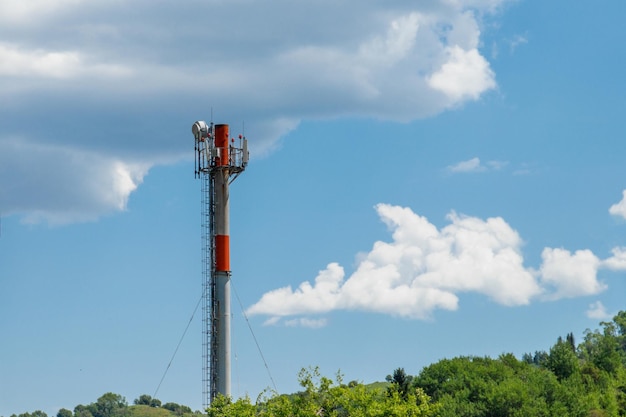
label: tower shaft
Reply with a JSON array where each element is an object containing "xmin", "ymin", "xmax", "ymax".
[
  {"xmin": 211, "ymin": 124, "xmax": 231, "ymax": 401},
  {"xmin": 193, "ymin": 121, "xmax": 248, "ymax": 409}
]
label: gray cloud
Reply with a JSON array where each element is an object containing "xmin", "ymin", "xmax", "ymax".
[
  {"xmin": 0, "ymin": 0, "xmax": 508, "ymax": 223},
  {"xmin": 0, "ymin": 137, "xmax": 149, "ymax": 224}
]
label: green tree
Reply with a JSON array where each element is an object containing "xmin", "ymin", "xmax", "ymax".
[
  {"xmin": 161, "ymin": 403, "xmax": 191, "ymax": 416},
  {"xmin": 91, "ymin": 393, "xmax": 127, "ymax": 417},
  {"xmin": 133, "ymin": 396, "xmax": 151, "ymax": 406},
  {"xmin": 547, "ymin": 337, "xmax": 579, "ymax": 380},
  {"xmin": 12, "ymin": 412, "xmax": 48, "ymax": 417},
  {"xmin": 73, "ymin": 405, "xmax": 93, "ymax": 417},
  {"xmin": 533, "ymin": 350, "xmax": 549, "ymax": 367},
  {"xmin": 521, "ymin": 353, "xmax": 534, "ymax": 365},
  {"xmin": 386, "ymin": 367, "xmax": 413, "ymax": 400},
  {"xmin": 57, "ymin": 409, "xmax": 73, "ymax": 417},
  {"xmin": 206, "ymin": 395, "xmax": 254, "ymax": 417},
  {"xmin": 613, "ymin": 310, "xmax": 626, "ymax": 362},
  {"xmin": 133, "ymin": 396, "xmax": 160, "ymax": 408},
  {"xmin": 413, "ymin": 354, "xmax": 599, "ymax": 416},
  {"xmin": 581, "ymin": 325, "xmax": 622, "ymax": 375},
  {"xmin": 566, "ymin": 332, "xmax": 576, "ymax": 352}
]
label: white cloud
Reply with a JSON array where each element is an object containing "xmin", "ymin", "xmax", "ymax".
[
  {"xmin": 447, "ymin": 157, "xmax": 507, "ymax": 173},
  {"xmin": 448, "ymin": 157, "xmax": 485, "ymax": 173},
  {"xmin": 609, "ymin": 190, "xmax": 626, "ymax": 219},
  {"xmin": 602, "ymin": 247, "xmax": 626, "ymax": 270},
  {"xmin": 427, "ymin": 46, "xmax": 496, "ymax": 102},
  {"xmin": 261, "ymin": 317, "xmax": 281, "ymax": 327},
  {"xmin": 248, "ymin": 204, "xmax": 618, "ymax": 326},
  {"xmin": 411, "ymin": 210, "xmax": 542, "ymax": 306},
  {"xmin": 586, "ymin": 301, "xmax": 612, "ymax": 320},
  {"xmin": 247, "ymin": 263, "xmax": 345, "ymax": 317},
  {"xmin": 539, "ymin": 248, "xmax": 605, "ymax": 299}
]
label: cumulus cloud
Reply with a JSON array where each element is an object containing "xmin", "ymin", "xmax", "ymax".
[
  {"xmin": 248, "ymin": 204, "xmax": 618, "ymax": 326},
  {"xmin": 427, "ymin": 46, "xmax": 496, "ymax": 102},
  {"xmin": 609, "ymin": 190, "xmax": 626, "ymax": 219},
  {"xmin": 249, "ymin": 263, "xmax": 345, "ymax": 317},
  {"xmin": 539, "ymin": 248, "xmax": 605, "ymax": 299},
  {"xmin": 586, "ymin": 301, "xmax": 612, "ymax": 320},
  {"xmin": 0, "ymin": 0, "xmax": 509, "ymax": 223},
  {"xmin": 602, "ymin": 247, "xmax": 626, "ymax": 270}
]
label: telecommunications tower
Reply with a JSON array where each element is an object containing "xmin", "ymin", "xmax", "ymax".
[{"xmin": 191, "ymin": 121, "xmax": 248, "ymax": 407}]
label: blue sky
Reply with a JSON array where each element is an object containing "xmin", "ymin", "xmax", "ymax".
[{"xmin": 2, "ymin": 0, "xmax": 626, "ymax": 415}]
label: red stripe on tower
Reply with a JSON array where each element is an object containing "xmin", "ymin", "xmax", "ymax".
[
  {"xmin": 213, "ymin": 124, "xmax": 230, "ymax": 273},
  {"xmin": 215, "ymin": 235, "xmax": 230, "ymax": 271},
  {"xmin": 215, "ymin": 124, "xmax": 229, "ymax": 166}
]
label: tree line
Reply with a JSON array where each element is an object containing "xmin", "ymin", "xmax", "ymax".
[
  {"xmin": 208, "ymin": 310, "xmax": 626, "ymax": 416},
  {"xmin": 6, "ymin": 310, "xmax": 626, "ymax": 416},
  {"xmin": 6, "ymin": 393, "xmax": 199, "ymax": 417}
]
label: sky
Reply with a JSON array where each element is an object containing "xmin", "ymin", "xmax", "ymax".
[{"xmin": 1, "ymin": 0, "xmax": 626, "ymax": 414}]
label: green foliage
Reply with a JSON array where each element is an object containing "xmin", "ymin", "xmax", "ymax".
[
  {"xmin": 92, "ymin": 393, "xmax": 128, "ymax": 417},
  {"xmin": 160, "ymin": 404, "xmax": 191, "ymax": 417},
  {"xmin": 207, "ymin": 395, "xmax": 255, "ymax": 417},
  {"xmin": 547, "ymin": 336, "xmax": 580, "ymax": 380},
  {"xmin": 533, "ymin": 350, "xmax": 549, "ymax": 367},
  {"xmin": 10, "ymin": 310, "xmax": 626, "ymax": 417},
  {"xmin": 10, "ymin": 411, "xmax": 49, "ymax": 417},
  {"xmin": 16, "ymin": 394, "xmax": 197, "ymax": 417},
  {"xmin": 133, "ymin": 396, "xmax": 161, "ymax": 408},
  {"xmin": 414, "ymin": 311, "xmax": 626, "ymax": 417},
  {"xmin": 206, "ymin": 366, "xmax": 439, "ymax": 417},
  {"xmin": 73, "ymin": 405, "xmax": 94, "ymax": 417},
  {"xmin": 72, "ymin": 393, "xmax": 128, "ymax": 417},
  {"xmin": 386, "ymin": 367, "xmax": 414, "ymax": 400},
  {"xmin": 581, "ymin": 328, "xmax": 621, "ymax": 375},
  {"xmin": 414, "ymin": 354, "xmax": 597, "ymax": 416}
]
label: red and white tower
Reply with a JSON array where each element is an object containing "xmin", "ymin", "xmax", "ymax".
[{"xmin": 192, "ymin": 121, "xmax": 248, "ymax": 407}]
